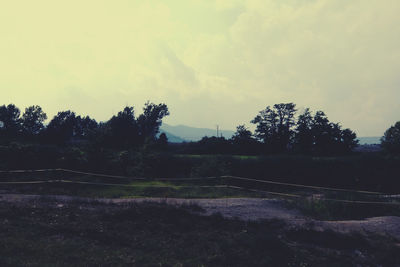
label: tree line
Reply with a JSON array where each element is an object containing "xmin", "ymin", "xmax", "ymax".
[
  {"xmin": 1, "ymin": 101, "xmax": 398, "ymax": 155},
  {"xmin": 0, "ymin": 102, "xmax": 169, "ymax": 148},
  {"xmin": 183, "ymin": 103, "xmax": 359, "ymax": 155}
]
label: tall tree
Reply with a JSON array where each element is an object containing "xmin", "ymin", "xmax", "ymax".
[
  {"xmin": 231, "ymin": 124, "xmax": 258, "ymax": 154},
  {"xmin": 341, "ymin": 128, "xmax": 358, "ymax": 152},
  {"xmin": 251, "ymin": 103, "xmax": 296, "ymax": 152},
  {"xmin": 45, "ymin": 111, "xmax": 77, "ymax": 144},
  {"xmin": 381, "ymin": 121, "xmax": 400, "ymax": 154},
  {"xmin": 232, "ymin": 125, "xmax": 253, "ymax": 144},
  {"xmin": 311, "ymin": 111, "xmax": 332, "ymax": 153},
  {"xmin": 106, "ymin": 106, "xmax": 139, "ymax": 147},
  {"xmin": 251, "ymin": 106, "xmax": 278, "ymax": 145},
  {"xmin": 311, "ymin": 111, "xmax": 357, "ymax": 154},
  {"xmin": 294, "ymin": 108, "xmax": 314, "ymax": 153},
  {"xmin": 21, "ymin": 105, "xmax": 47, "ymax": 136},
  {"xmin": 0, "ymin": 104, "xmax": 21, "ymax": 138},
  {"xmin": 74, "ymin": 116, "xmax": 98, "ymax": 138},
  {"xmin": 137, "ymin": 102, "xmax": 169, "ymax": 141}
]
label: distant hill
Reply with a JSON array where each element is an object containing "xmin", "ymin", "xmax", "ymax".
[
  {"xmin": 160, "ymin": 124, "xmax": 382, "ymax": 145},
  {"xmin": 358, "ymin": 137, "xmax": 381, "ymax": 145},
  {"xmin": 160, "ymin": 124, "xmax": 235, "ymax": 142}
]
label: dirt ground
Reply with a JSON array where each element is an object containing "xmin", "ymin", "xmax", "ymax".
[{"xmin": 1, "ymin": 193, "xmax": 400, "ymax": 241}]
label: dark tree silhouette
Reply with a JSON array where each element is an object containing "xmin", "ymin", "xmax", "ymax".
[
  {"xmin": 74, "ymin": 116, "xmax": 98, "ymax": 139},
  {"xmin": 231, "ymin": 125, "xmax": 259, "ymax": 154},
  {"xmin": 106, "ymin": 106, "xmax": 139, "ymax": 147},
  {"xmin": 232, "ymin": 125, "xmax": 253, "ymax": 143},
  {"xmin": 137, "ymin": 102, "xmax": 169, "ymax": 142},
  {"xmin": 157, "ymin": 132, "xmax": 168, "ymax": 149},
  {"xmin": 341, "ymin": 128, "xmax": 358, "ymax": 152},
  {"xmin": 95, "ymin": 103, "xmax": 169, "ymax": 148},
  {"xmin": 294, "ymin": 110, "xmax": 358, "ymax": 154},
  {"xmin": 381, "ymin": 121, "xmax": 400, "ymax": 153},
  {"xmin": 21, "ymin": 105, "xmax": 47, "ymax": 136},
  {"xmin": 311, "ymin": 111, "xmax": 332, "ymax": 153},
  {"xmin": 45, "ymin": 111, "xmax": 78, "ymax": 144},
  {"xmin": 251, "ymin": 103, "xmax": 296, "ymax": 152},
  {"xmin": 0, "ymin": 104, "xmax": 21, "ymax": 138},
  {"xmin": 294, "ymin": 108, "xmax": 314, "ymax": 153},
  {"xmin": 197, "ymin": 136, "xmax": 231, "ymax": 154}
]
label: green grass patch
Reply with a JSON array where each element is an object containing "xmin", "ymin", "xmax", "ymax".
[{"xmin": 285, "ymin": 198, "xmax": 400, "ymax": 220}]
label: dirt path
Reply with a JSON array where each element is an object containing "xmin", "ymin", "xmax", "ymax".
[{"xmin": 1, "ymin": 193, "xmax": 400, "ymax": 240}]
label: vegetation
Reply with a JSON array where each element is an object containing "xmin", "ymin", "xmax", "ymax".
[
  {"xmin": 286, "ymin": 199, "xmax": 400, "ymax": 221},
  {"xmin": 0, "ymin": 101, "xmax": 399, "ymax": 266},
  {"xmin": 1, "ymin": 145, "xmax": 400, "ymax": 193},
  {"xmin": 381, "ymin": 121, "xmax": 400, "ymax": 154},
  {"xmin": 0, "ymin": 102, "xmax": 360, "ymax": 156},
  {"xmin": 0, "ymin": 101, "xmax": 169, "ymax": 148}
]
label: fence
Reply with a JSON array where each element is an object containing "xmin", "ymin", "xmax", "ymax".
[{"xmin": 0, "ymin": 168, "xmax": 399, "ymax": 205}]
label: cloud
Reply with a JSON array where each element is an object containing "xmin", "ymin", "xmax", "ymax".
[{"xmin": 0, "ymin": 0, "xmax": 399, "ymax": 135}]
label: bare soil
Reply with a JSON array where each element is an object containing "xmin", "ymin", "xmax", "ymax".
[{"xmin": 1, "ymin": 193, "xmax": 400, "ymax": 241}]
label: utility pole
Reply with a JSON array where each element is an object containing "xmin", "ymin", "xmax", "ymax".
[{"xmin": 216, "ymin": 125, "xmax": 219, "ymax": 138}]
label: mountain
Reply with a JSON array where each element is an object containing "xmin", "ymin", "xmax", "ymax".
[
  {"xmin": 160, "ymin": 124, "xmax": 235, "ymax": 142},
  {"xmin": 160, "ymin": 123, "xmax": 382, "ymax": 145},
  {"xmin": 358, "ymin": 137, "xmax": 381, "ymax": 145}
]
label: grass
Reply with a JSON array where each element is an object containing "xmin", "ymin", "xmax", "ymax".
[
  {"xmin": 1, "ymin": 170, "xmax": 400, "ymax": 220},
  {"xmin": 285, "ymin": 198, "xmax": 400, "ymax": 220},
  {"xmin": 0, "ymin": 182, "xmax": 266, "ymax": 199},
  {"xmin": 0, "ymin": 170, "xmax": 268, "ymax": 198},
  {"xmin": 0, "ymin": 199, "xmax": 399, "ymax": 266}
]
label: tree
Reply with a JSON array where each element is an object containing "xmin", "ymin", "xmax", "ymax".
[
  {"xmin": 74, "ymin": 116, "xmax": 98, "ymax": 139},
  {"xmin": 197, "ymin": 136, "xmax": 231, "ymax": 154},
  {"xmin": 381, "ymin": 121, "xmax": 400, "ymax": 153},
  {"xmin": 0, "ymin": 104, "xmax": 21, "ymax": 138},
  {"xmin": 341, "ymin": 128, "xmax": 358, "ymax": 152},
  {"xmin": 106, "ymin": 106, "xmax": 139, "ymax": 147},
  {"xmin": 21, "ymin": 105, "xmax": 47, "ymax": 136},
  {"xmin": 251, "ymin": 103, "xmax": 296, "ymax": 152},
  {"xmin": 310, "ymin": 111, "xmax": 358, "ymax": 154},
  {"xmin": 137, "ymin": 102, "xmax": 169, "ymax": 141},
  {"xmin": 311, "ymin": 111, "xmax": 332, "ymax": 153},
  {"xmin": 45, "ymin": 111, "xmax": 77, "ymax": 144},
  {"xmin": 232, "ymin": 125, "xmax": 253, "ymax": 144},
  {"xmin": 231, "ymin": 124, "xmax": 259, "ymax": 154},
  {"xmin": 294, "ymin": 108, "xmax": 313, "ymax": 153},
  {"xmin": 157, "ymin": 132, "xmax": 168, "ymax": 149}
]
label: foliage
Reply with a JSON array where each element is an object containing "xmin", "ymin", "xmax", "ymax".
[
  {"xmin": 21, "ymin": 105, "xmax": 47, "ymax": 136},
  {"xmin": 231, "ymin": 125, "xmax": 260, "ymax": 154},
  {"xmin": 0, "ymin": 104, "xmax": 21, "ymax": 139},
  {"xmin": 137, "ymin": 102, "xmax": 169, "ymax": 142},
  {"xmin": 286, "ymin": 198, "xmax": 400, "ymax": 221},
  {"xmin": 104, "ymin": 106, "xmax": 139, "ymax": 148},
  {"xmin": 0, "ymin": 101, "xmax": 359, "ymax": 155},
  {"xmin": 381, "ymin": 121, "xmax": 400, "ymax": 154},
  {"xmin": 251, "ymin": 103, "xmax": 297, "ymax": 152},
  {"xmin": 99, "ymin": 102, "xmax": 169, "ymax": 148},
  {"xmin": 249, "ymin": 103, "xmax": 358, "ymax": 154},
  {"xmin": 45, "ymin": 111, "xmax": 98, "ymax": 144}
]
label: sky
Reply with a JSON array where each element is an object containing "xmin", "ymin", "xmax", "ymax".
[{"xmin": 0, "ymin": 0, "xmax": 399, "ymax": 136}]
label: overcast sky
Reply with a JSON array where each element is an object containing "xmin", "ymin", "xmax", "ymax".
[{"xmin": 1, "ymin": 0, "xmax": 399, "ymax": 136}]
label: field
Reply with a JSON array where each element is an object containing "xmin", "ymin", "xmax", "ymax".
[
  {"xmin": 1, "ymin": 164, "xmax": 400, "ymax": 266},
  {"xmin": 1, "ymin": 198, "xmax": 400, "ymax": 266},
  {"xmin": 1, "ymin": 168, "xmax": 400, "ymax": 221}
]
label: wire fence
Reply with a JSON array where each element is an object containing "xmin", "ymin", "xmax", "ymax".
[{"xmin": 0, "ymin": 168, "xmax": 399, "ymax": 205}]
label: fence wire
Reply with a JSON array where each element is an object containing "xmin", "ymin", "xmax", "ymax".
[{"xmin": 0, "ymin": 168, "xmax": 398, "ymax": 205}]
